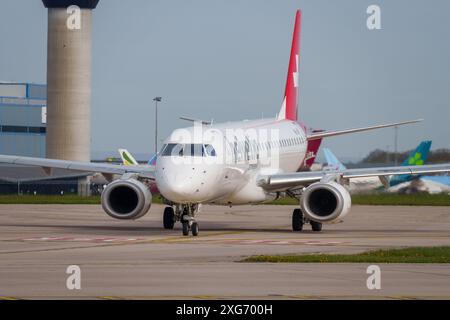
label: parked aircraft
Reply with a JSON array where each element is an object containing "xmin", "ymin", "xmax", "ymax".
[{"xmin": 322, "ymin": 141, "xmax": 432, "ymax": 192}]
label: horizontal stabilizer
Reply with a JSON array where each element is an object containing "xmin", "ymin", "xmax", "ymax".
[
  {"xmin": 179, "ymin": 116, "xmax": 211, "ymax": 125},
  {"xmin": 307, "ymin": 119, "xmax": 423, "ymax": 141}
]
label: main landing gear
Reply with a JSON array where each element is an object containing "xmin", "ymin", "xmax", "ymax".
[
  {"xmin": 163, "ymin": 207, "xmax": 175, "ymax": 229},
  {"xmin": 163, "ymin": 204, "xmax": 200, "ymax": 236},
  {"xmin": 292, "ymin": 208, "xmax": 322, "ymax": 232}
]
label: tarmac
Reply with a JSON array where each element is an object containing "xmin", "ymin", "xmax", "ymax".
[{"xmin": 0, "ymin": 203, "xmax": 449, "ymax": 299}]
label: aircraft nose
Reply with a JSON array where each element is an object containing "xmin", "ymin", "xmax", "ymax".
[
  {"xmin": 157, "ymin": 164, "xmax": 217, "ymax": 203},
  {"xmin": 164, "ymin": 176, "xmax": 191, "ymax": 197}
]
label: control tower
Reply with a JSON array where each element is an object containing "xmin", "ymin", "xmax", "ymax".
[
  {"xmin": 42, "ymin": 0, "xmax": 99, "ymax": 163},
  {"xmin": 42, "ymin": 0, "xmax": 99, "ymax": 195}
]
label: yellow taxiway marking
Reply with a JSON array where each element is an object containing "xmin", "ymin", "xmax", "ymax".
[{"xmin": 0, "ymin": 296, "xmax": 20, "ymax": 300}]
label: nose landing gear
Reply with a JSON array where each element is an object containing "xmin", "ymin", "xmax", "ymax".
[
  {"xmin": 163, "ymin": 203, "xmax": 200, "ymax": 236},
  {"xmin": 181, "ymin": 214, "xmax": 199, "ymax": 236}
]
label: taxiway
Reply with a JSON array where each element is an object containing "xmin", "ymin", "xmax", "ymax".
[{"xmin": 0, "ymin": 204, "xmax": 449, "ymax": 299}]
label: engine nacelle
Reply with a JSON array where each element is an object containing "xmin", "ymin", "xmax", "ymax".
[
  {"xmin": 300, "ymin": 181, "xmax": 351, "ymax": 223},
  {"xmin": 101, "ymin": 178, "xmax": 152, "ymax": 220}
]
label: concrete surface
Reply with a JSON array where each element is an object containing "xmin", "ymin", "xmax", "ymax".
[{"xmin": 0, "ymin": 204, "xmax": 449, "ymax": 299}]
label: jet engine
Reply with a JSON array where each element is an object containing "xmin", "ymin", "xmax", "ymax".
[
  {"xmin": 101, "ymin": 178, "xmax": 152, "ymax": 220},
  {"xmin": 300, "ymin": 181, "xmax": 351, "ymax": 223}
]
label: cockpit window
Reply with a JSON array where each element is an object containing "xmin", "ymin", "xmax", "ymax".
[
  {"xmin": 204, "ymin": 144, "xmax": 216, "ymax": 156},
  {"xmin": 190, "ymin": 144, "xmax": 204, "ymax": 157},
  {"xmin": 160, "ymin": 143, "xmax": 217, "ymax": 157},
  {"xmin": 161, "ymin": 143, "xmax": 184, "ymax": 156}
]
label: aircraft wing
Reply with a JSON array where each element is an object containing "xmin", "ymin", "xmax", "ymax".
[
  {"xmin": 258, "ymin": 164, "xmax": 450, "ymax": 191},
  {"xmin": 0, "ymin": 154, "xmax": 155, "ymax": 180}
]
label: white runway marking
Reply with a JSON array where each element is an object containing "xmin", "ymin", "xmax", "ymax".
[
  {"xmin": 174, "ymin": 238, "xmax": 345, "ymax": 246},
  {"xmin": 20, "ymin": 237, "xmax": 145, "ymax": 243},
  {"xmin": 233, "ymin": 239, "xmax": 343, "ymax": 246},
  {"xmin": 17, "ymin": 236, "xmax": 343, "ymax": 246}
]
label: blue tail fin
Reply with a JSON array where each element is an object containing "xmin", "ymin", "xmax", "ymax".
[
  {"xmin": 148, "ymin": 153, "xmax": 157, "ymax": 166},
  {"xmin": 401, "ymin": 140, "xmax": 432, "ymax": 166},
  {"xmin": 323, "ymin": 148, "xmax": 347, "ymax": 171},
  {"xmin": 390, "ymin": 140, "xmax": 432, "ymax": 187}
]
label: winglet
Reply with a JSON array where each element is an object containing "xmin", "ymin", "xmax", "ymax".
[{"xmin": 277, "ymin": 10, "xmax": 301, "ymax": 121}]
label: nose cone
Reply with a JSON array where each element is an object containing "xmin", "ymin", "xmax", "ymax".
[
  {"xmin": 161, "ymin": 175, "xmax": 194, "ymax": 200},
  {"xmin": 156, "ymin": 160, "xmax": 220, "ymax": 203}
]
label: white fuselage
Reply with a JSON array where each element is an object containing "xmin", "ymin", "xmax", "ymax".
[{"xmin": 156, "ymin": 118, "xmax": 307, "ymax": 205}]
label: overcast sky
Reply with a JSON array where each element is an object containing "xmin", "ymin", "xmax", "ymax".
[{"xmin": 1, "ymin": 0, "xmax": 449, "ymax": 161}]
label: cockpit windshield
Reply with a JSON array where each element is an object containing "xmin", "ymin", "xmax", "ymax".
[
  {"xmin": 161, "ymin": 143, "xmax": 217, "ymax": 157},
  {"xmin": 161, "ymin": 143, "xmax": 184, "ymax": 157},
  {"xmin": 204, "ymin": 144, "xmax": 216, "ymax": 156}
]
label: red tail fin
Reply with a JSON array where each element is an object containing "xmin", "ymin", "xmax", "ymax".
[
  {"xmin": 304, "ymin": 138, "xmax": 322, "ymax": 168},
  {"xmin": 278, "ymin": 10, "xmax": 301, "ymax": 121}
]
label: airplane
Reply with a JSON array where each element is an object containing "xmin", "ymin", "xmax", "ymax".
[
  {"xmin": 119, "ymin": 148, "xmax": 157, "ymax": 167},
  {"xmin": 118, "ymin": 149, "xmax": 139, "ymax": 166},
  {"xmin": 389, "ymin": 141, "xmax": 432, "ymax": 187},
  {"xmin": 1, "ymin": 10, "xmax": 450, "ymax": 237},
  {"xmin": 388, "ymin": 175, "xmax": 450, "ymax": 194},
  {"xmin": 322, "ymin": 141, "xmax": 432, "ymax": 191}
]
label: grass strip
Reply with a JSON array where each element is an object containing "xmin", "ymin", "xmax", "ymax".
[{"xmin": 242, "ymin": 246, "xmax": 450, "ymax": 263}]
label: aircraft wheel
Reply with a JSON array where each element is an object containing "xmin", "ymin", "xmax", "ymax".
[
  {"xmin": 163, "ymin": 207, "xmax": 175, "ymax": 229},
  {"xmin": 182, "ymin": 221, "xmax": 189, "ymax": 236},
  {"xmin": 191, "ymin": 222, "xmax": 199, "ymax": 236},
  {"xmin": 292, "ymin": 208, "xmax": 303, "ymax": 231},
  {"xmin": 311, "ymin": 220, "xmax": 322, "ymax": 232}
]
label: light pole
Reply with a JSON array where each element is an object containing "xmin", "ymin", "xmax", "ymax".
[
  {"xmin": 386, "ymin": 145, "xmax": 390, "ymax": 164},
  {"xmin": 394, "ymin": 126, "xmax": 398, "ymax": 165},
  {"xmin": 153, "ymin": 97, "xmax": 162, "ymax": 155}
]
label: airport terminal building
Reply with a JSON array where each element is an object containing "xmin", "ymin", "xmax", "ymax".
[
  {"xmin": 0, "ymin": 82, "xmax": 47, "ymax": 157},
  {"xmin": 0, "ymin": 82, "xmax": 96, "ymax": 195}
]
